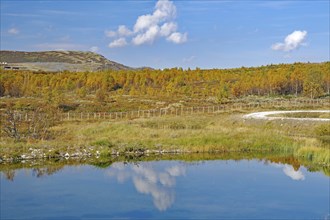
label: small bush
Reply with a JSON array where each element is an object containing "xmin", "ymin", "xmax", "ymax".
[
  {"xmin": 141, "ymin": 121, "xmax": 159, "ymax": 129},
  {"xmin": 91, "ymin": 139, "xmax": 114, "ymax": 148},
  {"xmin": 58, "ymin": 103, "xmax": 79, "ymax": 112},
  {"xmin": 169, "ymin": 122, "xmax": 186, "ymax": 130},
  {"xmin": 315, "ymin": 124, "xmax": 330, "ymax": 143}
]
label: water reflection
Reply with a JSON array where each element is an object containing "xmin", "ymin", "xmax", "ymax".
[
  {"xmin": 1, "ymin": 159, "xmax": 328, "ymax": 219},
  {"xmin": 106, "ymin": 162, "xmax": 186, "ymax": 211},
  {"xmin": 271, "ymin": 163, "xmax": 305, "ymax": 181},
  {"xmin": 106, "ymin": 161, "xmax": 307, "ymax": 210},
  {"xmin": 283, "ymin": 165, "xmax": 305, "ymax": 181}
]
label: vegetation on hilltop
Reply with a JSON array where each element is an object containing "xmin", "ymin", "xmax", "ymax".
[{"xmin": 0, "ymin": 50, "xmax": 132, "ymax": 71}]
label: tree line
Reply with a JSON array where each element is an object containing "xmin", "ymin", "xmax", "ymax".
[{"xmin": 1, "ymin": 62, "xmax": 329, "ymax": 101}]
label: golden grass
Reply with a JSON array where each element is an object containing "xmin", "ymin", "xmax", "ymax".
[{"xmin": 0, "ymin": 112, "xmax": 329, "ymax": 166}]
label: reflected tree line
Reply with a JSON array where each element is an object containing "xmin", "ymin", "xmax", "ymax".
[
  {"xmin": 2, "ymin": 164, "xmax": 64, "ymax": 181},
  {"xmin": 1, "ymin": 152, "xmax": 329, "ymax": 182}
]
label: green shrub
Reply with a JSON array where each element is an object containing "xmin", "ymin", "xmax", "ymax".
[
  {"xmin": 315, "ymin": 124, "xmax": 330, "ymax": 143},
  {"xmin": 91, "ymin": 139, "xmax": 114, "ymax": 148}
]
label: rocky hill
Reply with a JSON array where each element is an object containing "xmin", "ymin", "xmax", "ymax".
[{"xmin": 0, "ymin": 50, "xmax": 132, "ymax": 72}]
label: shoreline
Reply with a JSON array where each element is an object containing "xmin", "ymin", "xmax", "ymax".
[
  {"xmin": 1, "ymin": 145, "xmax": 328, "ymax": 168},
  {"xmin": 1, "ymin": 150, "xmax": 329, "ymax": 179},
  {"xmin": 1, "ymin": 112, "xmax": 329, "ymax": 167}
]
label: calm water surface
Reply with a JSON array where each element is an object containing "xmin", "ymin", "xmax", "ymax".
[{"xmin": 1, "ymin": 159, "xmax": 329, "ymax": 219}]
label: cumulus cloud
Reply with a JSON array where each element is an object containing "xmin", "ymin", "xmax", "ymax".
[
  {"xmin": 105, "ymin": 25, "xmax": 132, "ymax": 38},
  {"xmin": 160, "ymin": 22, "xmax": 177, "ymax": 36},
  {"xmin": 118, "ymin": 25, "xmax": 133, "ymax": 36},
  {"xmin": 132, "ymin": 25, "xmax": 160, "ymax": 45},
  {"xmin": 167, "ymin": 32, "xmax": 188, "ymax": 44},
  {"xmin": 105, "ymin": 0, "xmax": 187, "ymax": 48},
  {"xmin": 8, "ymin": 28, "xmax": 19, "ymax": 35},
  {"xmin": 108, "ymin": 38, "xmax": 128, "ymax": 48},
  {"xmin": 133, "ymin": 0, "xmax": 176, "ymax": 33},
  {"xmin": 272, "ymin": 30, "xmax": 307, "ymax": 52},
  {"xmin": 105, "ymin": 30, "xmax": 117, "ymax": 38}
]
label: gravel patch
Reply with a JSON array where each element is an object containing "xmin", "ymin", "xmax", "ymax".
[{"xmin": 243, "ymin": 110, "xmax": 330, "ymax": 121}]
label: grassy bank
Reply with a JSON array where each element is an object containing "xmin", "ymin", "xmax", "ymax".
[{"xmin": 1, "ymin": 111, "xmax": 329, "ymax": 166}]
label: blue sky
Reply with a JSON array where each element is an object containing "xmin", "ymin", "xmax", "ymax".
[{"xmin": 1, "ymin": 0, "xmax": 329, "ymax": 69}]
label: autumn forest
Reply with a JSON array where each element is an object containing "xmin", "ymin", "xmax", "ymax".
[{"xmin": 1, "ymin": 62, "xmax": 329, "ymax": 109}]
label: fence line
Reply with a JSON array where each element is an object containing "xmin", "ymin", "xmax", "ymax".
[{"xmin": 3, "ymin": 99, "xmax": 330, "ymax": 122}]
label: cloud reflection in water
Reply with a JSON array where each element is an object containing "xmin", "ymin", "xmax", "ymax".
[
  {"xmin": 270, "ymin": 163, "xmax": 306, "ymax": 181},
  {"xmin": 106, "ymin": 162, "xmax": 186, "ymax": 211},
  {"xmin": 283, "ymin": 165, "xmax": 305, "ymax": 181}
]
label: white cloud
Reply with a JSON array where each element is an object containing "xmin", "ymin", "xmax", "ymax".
[
  {"xmin": 90, "ymin": 46, "xmax": 99, "ymax": 53},
  {"xmin": 118, "ymin": 25, "xmax": 133, "ymax": 36},
  {"xmin": 160, "ymin": 22, "xmax": 177, "ymax": 36},
  {"xmin": 134, "ymin": 14, "xmax": 158, "ymax": 33},
  {"xmin": 105, "ymin": 0, "xmax": 187, "ymax": 48},
  {"xmin": 108, "ymin": 38, "xmax": 128, "ymax": 48},
  {"xmin": 40, "ymin": 10, "xmax": 81, "ymax": 16},
  {"xmin": 5, "ymin": 13, "xmax": 41, "ymax": 17},
  {"xmin": 8, "ymin": 28, "xmax": 19, "ymax": 35},
  {"xmin": 106, "ymin": 25, "xmax": 133, "ymax": 38},
  {"xmin": 167, "ymin": 32, "xmax": 187, "ymax": 44},
  {"xmin": 105, "ymin": 30, "xmax": 117, "ymax": 38},
  {"xmin": 132, "ymin": 25, "xmax": 160, "ymax": 45},
  {"xmin": 271, "ymin": 30, "xmax": 307, "ymax": 52},
  {"xmin": 133, "ymin": 0, "xmax": 176, "ymax": 33}
]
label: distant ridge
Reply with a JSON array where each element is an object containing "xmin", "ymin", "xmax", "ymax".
[{"xmin": 0, "ymin": 50, "xmax": 132, "ymax": 72}]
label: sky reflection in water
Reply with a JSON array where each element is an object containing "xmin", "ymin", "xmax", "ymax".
[
  {"xmin": 1, "ymin": 159, "xmax": 329, "ymax": 219},
  {"xmin": 106, "ymin": 162, "xmax": 186, "ymax": 211},
  {"xmin": 106, "ymin": 161, "xmax": 308, "ymax": 212}
]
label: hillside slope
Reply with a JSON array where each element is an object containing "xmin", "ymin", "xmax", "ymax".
[{"xmin": 0, "ymin": 50, "xmax": 132, "ymax": 71}]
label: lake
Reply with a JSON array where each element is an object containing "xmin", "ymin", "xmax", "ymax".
[{"xmin": 1, "ymin": 158, "xmax": 329, "ymax": 219}]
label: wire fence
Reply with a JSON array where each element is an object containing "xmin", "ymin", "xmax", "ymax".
[{"xmin": 4, "ymin": 98, "xmax": 329, "ymax": 122}]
